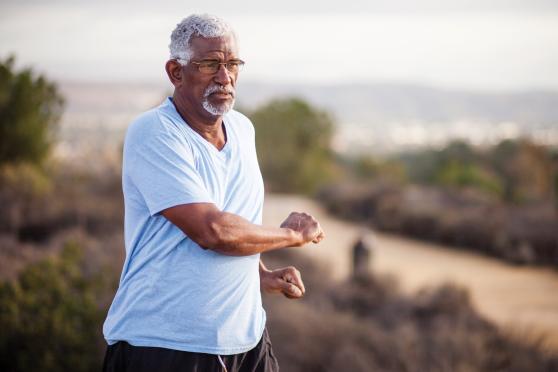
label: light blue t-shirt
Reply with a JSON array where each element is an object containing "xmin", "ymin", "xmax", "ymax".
[{"xmin": 103, "ymin": 97, "xmax": 266, "ymax": 355}]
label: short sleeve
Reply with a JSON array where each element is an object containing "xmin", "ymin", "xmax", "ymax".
[{"xmin": 126, "ymin": 133, "xmax": 214, "ymax": 216}]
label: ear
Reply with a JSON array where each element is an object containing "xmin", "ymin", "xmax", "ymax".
[{"xmin": 165, "ymin": 60, "xmax": 183, "ymax": 87}]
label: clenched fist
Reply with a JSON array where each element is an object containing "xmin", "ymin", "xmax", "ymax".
[
  {"xmin": 280, "ymin": 212, "xmax": 325, "ymax": 246},
  {"xmin": 260, "ymin": 265, "xmax": 305, "ymax": 299}
]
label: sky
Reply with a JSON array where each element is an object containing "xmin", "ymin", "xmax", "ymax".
[{"xmin": 1, "ymin": 0, "xmax": 558, "ymax": 92}]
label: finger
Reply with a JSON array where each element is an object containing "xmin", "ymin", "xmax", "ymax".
[
  {"xmin": 283, "ymin": 269, "xmax": 305, "ymax": 295},
  {"xmin": 312, "ymin": 228, "xmax": 325, "ymax": 243},
  {"xmin": 278, "ymin": 279, "xmax": 303, "ymax": 298},
  {"xmin": 312, "ymin": 230, "xmax": 322, "ymax": 243}
]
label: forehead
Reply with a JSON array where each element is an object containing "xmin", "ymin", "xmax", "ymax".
[{"xmin": 189, "ymin": 35, "xmax": 238, "ymax": 58}]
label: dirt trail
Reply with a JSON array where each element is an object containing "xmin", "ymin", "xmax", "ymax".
[{"xmin": 263, "ymin": 194, "xmax": 558, "ymax": 351}]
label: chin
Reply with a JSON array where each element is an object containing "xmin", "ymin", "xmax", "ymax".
[{"xmin": 202, "ymin": 99, "xmax": 235, "ymax": 116}]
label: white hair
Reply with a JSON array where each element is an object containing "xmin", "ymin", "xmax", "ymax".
[{"xmin": 169, "ymin": 14, "xmax": 234, "ymax": 65}]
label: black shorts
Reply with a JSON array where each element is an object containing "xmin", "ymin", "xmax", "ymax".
[{"xmin": 102, "ymin": 328, "xmax": 279, "ymax": 372}]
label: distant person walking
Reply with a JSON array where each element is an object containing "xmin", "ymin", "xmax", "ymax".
[
  {"xmin": 102, "ymin": 14, "xmax": 325, "ymax": 372},
  {"xmin": 352, "ymin": 234, "xmax": 372, "ymax": 278}
]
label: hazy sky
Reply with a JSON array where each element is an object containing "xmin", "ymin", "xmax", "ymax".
[{"xmin": 1, "ymin": 0, "xmax": 558, "ymax": 91}]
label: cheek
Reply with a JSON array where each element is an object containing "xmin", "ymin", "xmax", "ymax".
[
  {"xmin": 183, "ymin": 83, "xmax": 207, "ymax": 100},
  {"xmin": 196, "ymin": 79, "xmax": 214, "ymax": 96},
  {"xmin": 184, "ymin": 72, "xmax": 210, "ymax": 93}
]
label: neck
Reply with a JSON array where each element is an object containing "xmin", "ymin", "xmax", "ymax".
[{"xmin": 171, "ymin": 94, "xmax": 227, "ymax": 150}]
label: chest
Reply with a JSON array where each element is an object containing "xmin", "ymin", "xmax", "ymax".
[{"xmin": 190, "ymin": 138, "xmax": 264, "ymax": 213}]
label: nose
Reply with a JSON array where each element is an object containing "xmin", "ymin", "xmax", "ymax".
[{"xmin": 214, "ymin": 64, "xmax": 232, "ymax": 86}]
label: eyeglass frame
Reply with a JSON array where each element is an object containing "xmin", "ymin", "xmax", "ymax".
[{"xmin": 175, "ymin": 58, "xmax": 245, "ymax": 74}]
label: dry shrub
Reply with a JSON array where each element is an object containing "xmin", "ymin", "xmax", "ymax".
[
  {"xmin": 1, "ymin": 163, "xmax": 557, "ymax": 370},
  {"xmin": 318, "ymin": 183, "xmax": 558, "ymax": 267},
  {"xmin": 262, "ymin": 249, "xmax": 558, "ymax": 372},
  {"xmin": 0, "ymin": 162, "xmax": 124, "ymax": 282}
]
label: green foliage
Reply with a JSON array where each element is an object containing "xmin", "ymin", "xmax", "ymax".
[
  {"xmin": 397, "ymin": 140, "xmax": 476, "ymax": 184},
  {"xmin": 489, "ymin": 139, "xmax": 554, "ymax": 202},
  {"xmin": 0, "ymin": 55, "xmax": 64, "ymax": 166},
  {"xmin": 435, "ymin": 161, "xmax": 503, "ymax": 196},
  {"xmin": 0, "ymin": 162, "xmax": 54, "ymax": 233},
  {"xmin": 250, "ymin": 98, "xmax": 336, "ymax": 194},
  {"xmin": 0, "ymin": 242, "xmax": 106, "ymax": 372},
  {"xmin": 396, "ymin": 139, "xmax": 556, "ymax": 203},
  {"xmin": 0, "ymin": 162, "xmax": 52, "ymax": 196},
  {"xmin": 350, "ymin": 155, "xmax": 406, "ymax": 183}
]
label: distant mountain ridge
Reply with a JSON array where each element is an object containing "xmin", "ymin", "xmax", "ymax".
[
  {"xmin": 60, "ymin": 80, "xmax": 558, "ymax": 125},
  {"xmin": 57, "ymin": 80, "xmax": 558, "ymax": 156},
  {"xmin": 236, "ymin": 82, "xmax": 558, "ymax": 125}
]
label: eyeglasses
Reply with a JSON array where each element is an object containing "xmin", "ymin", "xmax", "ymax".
[{"xmin": 181, "ymin": 59, "xmax": 245, "ymax": 74}]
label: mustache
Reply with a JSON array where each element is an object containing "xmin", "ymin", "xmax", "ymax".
[{"xmin": 204, "ymin": 85, "xmax": 235, "ymax": 98}]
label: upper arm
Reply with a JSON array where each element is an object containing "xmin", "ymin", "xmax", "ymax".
[
  {"xmin": 125, "ymin": 131, "xmax": 213, "ymax": 216},
  {"xmin": 161, "ymin": 203, "xmax": 222, "ymax": 248}
]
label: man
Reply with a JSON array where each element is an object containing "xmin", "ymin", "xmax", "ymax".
[{"xmin": 102, "ymin": 14, "xmax": 325, "ymax": 372}]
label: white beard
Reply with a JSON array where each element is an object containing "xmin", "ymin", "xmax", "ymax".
[
  {"xmin": 202, "ymin": 97, "xmax": 235, "ymax": 116},
  {"xmin": 202, "ymin": 85, "xmax": 236, "ymax": 116}
]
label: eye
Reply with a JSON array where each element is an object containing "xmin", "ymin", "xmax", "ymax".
[
  {"xmin": 200, "ymin": 60, "xmax": 219, "ymax": 68},
  {"xmin": 227, "ymin": 60, "xmax": 244, "ymax": 72}
]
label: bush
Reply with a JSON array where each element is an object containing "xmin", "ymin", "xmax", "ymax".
[
  {"xmin": 0, "ymin": 55, "xmax": 63, "ymax": 166},
  {"xmin": 0, "ymin": 242, "xmax": 107, "ymax": 372},
  {"xmin": 318, "ymin": 182, "xmax": 558, "ymax": 267},
  {"xmin": 263, "ymin": 250, "xmax": 558, "ymax": 372}
]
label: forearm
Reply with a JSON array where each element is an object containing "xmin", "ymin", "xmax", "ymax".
[
  {"xmin": 162, "ymin": 203, "xmax": 322, "ymax": 257},
  {"xmin": 203, "ymin": 211, "xmax": 303, "ymax": 256}
]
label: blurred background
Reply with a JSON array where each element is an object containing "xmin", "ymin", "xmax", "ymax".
[{"xmin": 1, "ymin": 1, "xmax": 558, "ymax": 371}]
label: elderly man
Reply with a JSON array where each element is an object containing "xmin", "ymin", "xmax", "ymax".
[{"xmin": 102, "ymin": 14, "xmax": 324, "ymax": 372}]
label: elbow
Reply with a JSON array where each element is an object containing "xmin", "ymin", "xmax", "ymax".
[{"xmin": 196, "ymin": 219, "xmax": 236, "ymax": 253}]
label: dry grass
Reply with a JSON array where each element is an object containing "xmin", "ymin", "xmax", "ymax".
[
  {"xmin": 262, "ymin": 249, "xmax": 558, "ymax": 372},
  {"xmin": 1, "ymin": 165, "xmax": 557, "ymax": 371}
]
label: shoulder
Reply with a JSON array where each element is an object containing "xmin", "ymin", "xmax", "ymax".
[
  {"xmin": 125, "ymin": 99, "xmax": 185, "ymax": 148},
  {"xmin": 225, "ymin": 109, "xmax": 255, "ymax": 137},
  {"xmin": 122, "ymin": 100, "xmax": 195, "ymax": 167},
  {"xmin": 125, "ymin": 109, "xmax": 160, "ymax": 142}
]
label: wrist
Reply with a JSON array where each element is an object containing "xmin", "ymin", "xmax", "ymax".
[
  {"xmin": 259, "ymin": 266, "xmax": 274, "ymax": 293},
  {"xmin": 285, "ymin": 227, "xmax": 304, "ymax": 247}
]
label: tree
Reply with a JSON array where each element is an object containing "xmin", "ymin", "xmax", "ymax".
[
  {"xmin": 0, "ymin": 55, "xmax": 64, "ymax": 166},
  {"xmin": 490, "ymin": 139, "xmax": 554, "ymax": 202},
  {"xmin": 250, "ymin": 98, "xmax": 336, "ymax": 194},
  {"xmin": 434, "ymin": 160, "xmax": 502, "ymax": 196}
]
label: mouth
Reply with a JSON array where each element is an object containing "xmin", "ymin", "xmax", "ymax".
[
  {"xmin": 210, "ymin": 92, "xmax": 233, "ymax": 99},
  {"xmin": 204, "ymin": 85, "xmax": 235, "ymax": 100}
]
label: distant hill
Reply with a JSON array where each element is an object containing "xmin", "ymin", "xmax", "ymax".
[
  {"xmin": 57, "ymin": 81, "xmax": 558, "ymax": 156},
  {"xmin": 237, "ymin": 82, "xmax": 558, "ymax": 125},
  {"xmin": 236, "ymin": 82, "xmax": 558, "ymax": 153}
]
